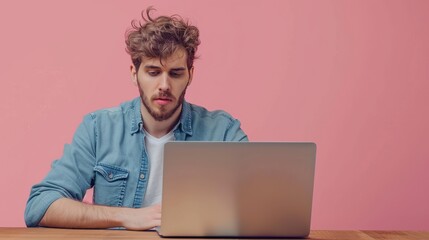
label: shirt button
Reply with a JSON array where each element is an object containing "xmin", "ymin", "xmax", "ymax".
[
  {"xmin": 140, "ymin": 174, "xmax": 145, "ymax": 179},
  {"xmin": 108, "ymin": 173, "xmax": 113, "ymax": 179}
]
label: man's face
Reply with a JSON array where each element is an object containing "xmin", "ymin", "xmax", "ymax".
[{"xmin": 131, "ymin": 48, "xmax": 193, "ymax": 121}]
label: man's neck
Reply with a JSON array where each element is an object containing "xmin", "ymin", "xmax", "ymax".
[{"xmin": 141, "ymin": 106, "xmax": 182, "ymax": 138}]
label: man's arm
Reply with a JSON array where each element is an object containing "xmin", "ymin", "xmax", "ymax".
[
  {"xmin": 225, "ymin": 119, "xmax": 249, "ymax": 142},
  {"xmin": 25, "ymin": 114, "xmax": 159, "ymax": 229},
  {"xmin": 25, "ymin": 115, "xmax": 97, "ymax": 227},
  {"xmin": 40, "ymin": 198, "xmax": 161, "ymax": 230}
]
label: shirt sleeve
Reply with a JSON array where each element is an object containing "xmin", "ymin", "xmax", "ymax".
[
  {"xmin": 24, "ymin": 114, "xmax": 97, "ymax": 227},
  {"xmin": 224, "ymin": 119, "xmax": 249, "ymax": 142}
]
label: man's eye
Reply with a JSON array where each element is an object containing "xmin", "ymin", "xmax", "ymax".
[
  {"xmin": 170, "ymin": 72, "xmax": 183, "ymax": 78},
  {"xmin": 148, "ymin": 71, "xmax": 160, "ymax": 76}
]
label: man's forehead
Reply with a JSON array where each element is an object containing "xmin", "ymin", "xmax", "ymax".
[{"xmin": 141, "ymin": 49, "xmax": 188, "ymax": 68}]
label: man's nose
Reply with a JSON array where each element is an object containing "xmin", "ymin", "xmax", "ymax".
[{"xmin": 158, "ymin": 73, "xmax": 171, "ymax": 91}]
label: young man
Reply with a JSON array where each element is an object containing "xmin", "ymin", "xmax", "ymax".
[{"xmin": 25, "ymin": 8, "xmax": 248, "ymax": 230}]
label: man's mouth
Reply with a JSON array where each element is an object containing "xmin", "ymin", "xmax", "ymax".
[{"xmin": 154, "ymin": 97, "xmax": 173, "ymax": 106}]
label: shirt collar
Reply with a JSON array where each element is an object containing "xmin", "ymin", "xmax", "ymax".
[
  {"xmin": 130, "ymin": 97, "xmax": 142, "ymax": 134},
  {"xmin": 179, "ymin": 100, "xmax": 193, "ymax": 135},
  {"xmin": 130, "ymin": 97, "xmax": 193, "ymax": 136}
]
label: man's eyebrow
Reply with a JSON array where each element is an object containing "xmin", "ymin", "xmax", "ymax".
[
  {"xmin": 170, "ymin": 67, "xmax": 186, "ymax": 71},
  {"xmin": 143, "ymin": 65, "xmax": 162, "ymax": 69},
  {"xmin": 143, "ymin": 66, "xmax": 186, "ymax": 71}
]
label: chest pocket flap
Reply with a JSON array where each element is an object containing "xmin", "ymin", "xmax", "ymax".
[{"xmin": 94, "ymin": 163, "xmax": 129, "ymax": 182}]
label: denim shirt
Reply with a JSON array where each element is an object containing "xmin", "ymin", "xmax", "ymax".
[{"xmin": 24, "ymin": 97, "xmax": 248, "ymax": 227}]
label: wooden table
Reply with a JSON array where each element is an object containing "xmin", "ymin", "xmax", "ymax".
[{"xmin": 0, "ymin": 228, "xmax": 428, "ymax": 240}]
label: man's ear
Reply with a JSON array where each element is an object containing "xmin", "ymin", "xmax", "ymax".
[
  {"xmin": 130, "ymin": 64, "xmax": 138, "ymax": 86},
  {"xmin": 187, "ymin": 67, "xmax": 194, "ymax": 86}
]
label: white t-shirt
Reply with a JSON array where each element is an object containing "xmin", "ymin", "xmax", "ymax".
[{"xmin": 141, "ymin": 130, "xmax": 175, "ymax": 207}]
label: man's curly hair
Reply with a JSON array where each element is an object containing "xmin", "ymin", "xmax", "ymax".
[{"xmin": 125, "ymin": 7, "xmax": 200, "ymax": 71}]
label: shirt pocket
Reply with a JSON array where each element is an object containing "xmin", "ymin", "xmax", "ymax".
[{"xmin": 93, "ymin": 163, "xmax": 129, "ymax": 207}]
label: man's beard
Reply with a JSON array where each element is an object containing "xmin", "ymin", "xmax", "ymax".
[{"xmin": 137, "ymin": 82, "xmax": 187, "ymax": 121}]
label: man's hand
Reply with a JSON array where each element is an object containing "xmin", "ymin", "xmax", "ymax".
[
  {"xmin": 118, "ymin": 204, "xmax": 161, "ymax": 230},
  {"xmin": 40, "ymin": 198, "xmax": 162, "ymax": 230}
]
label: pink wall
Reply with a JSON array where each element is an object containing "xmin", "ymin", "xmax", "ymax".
[{"xmin": 1, "ymin": 0, "xmax": 428, "ymax": 230}]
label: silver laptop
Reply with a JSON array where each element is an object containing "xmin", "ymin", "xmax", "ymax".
[{"xmin": 158, "ymin": 142, "xmax": 317, "ymax": 238}]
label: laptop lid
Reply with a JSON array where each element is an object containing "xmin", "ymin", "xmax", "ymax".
[{"xmin": 158, "ymin": 142, "xmax": 317, "ymax": 238}]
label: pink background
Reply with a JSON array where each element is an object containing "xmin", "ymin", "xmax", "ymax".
[{"xmin": 1, "ymin": 0, "xmax": 428, "ymax": 230}]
